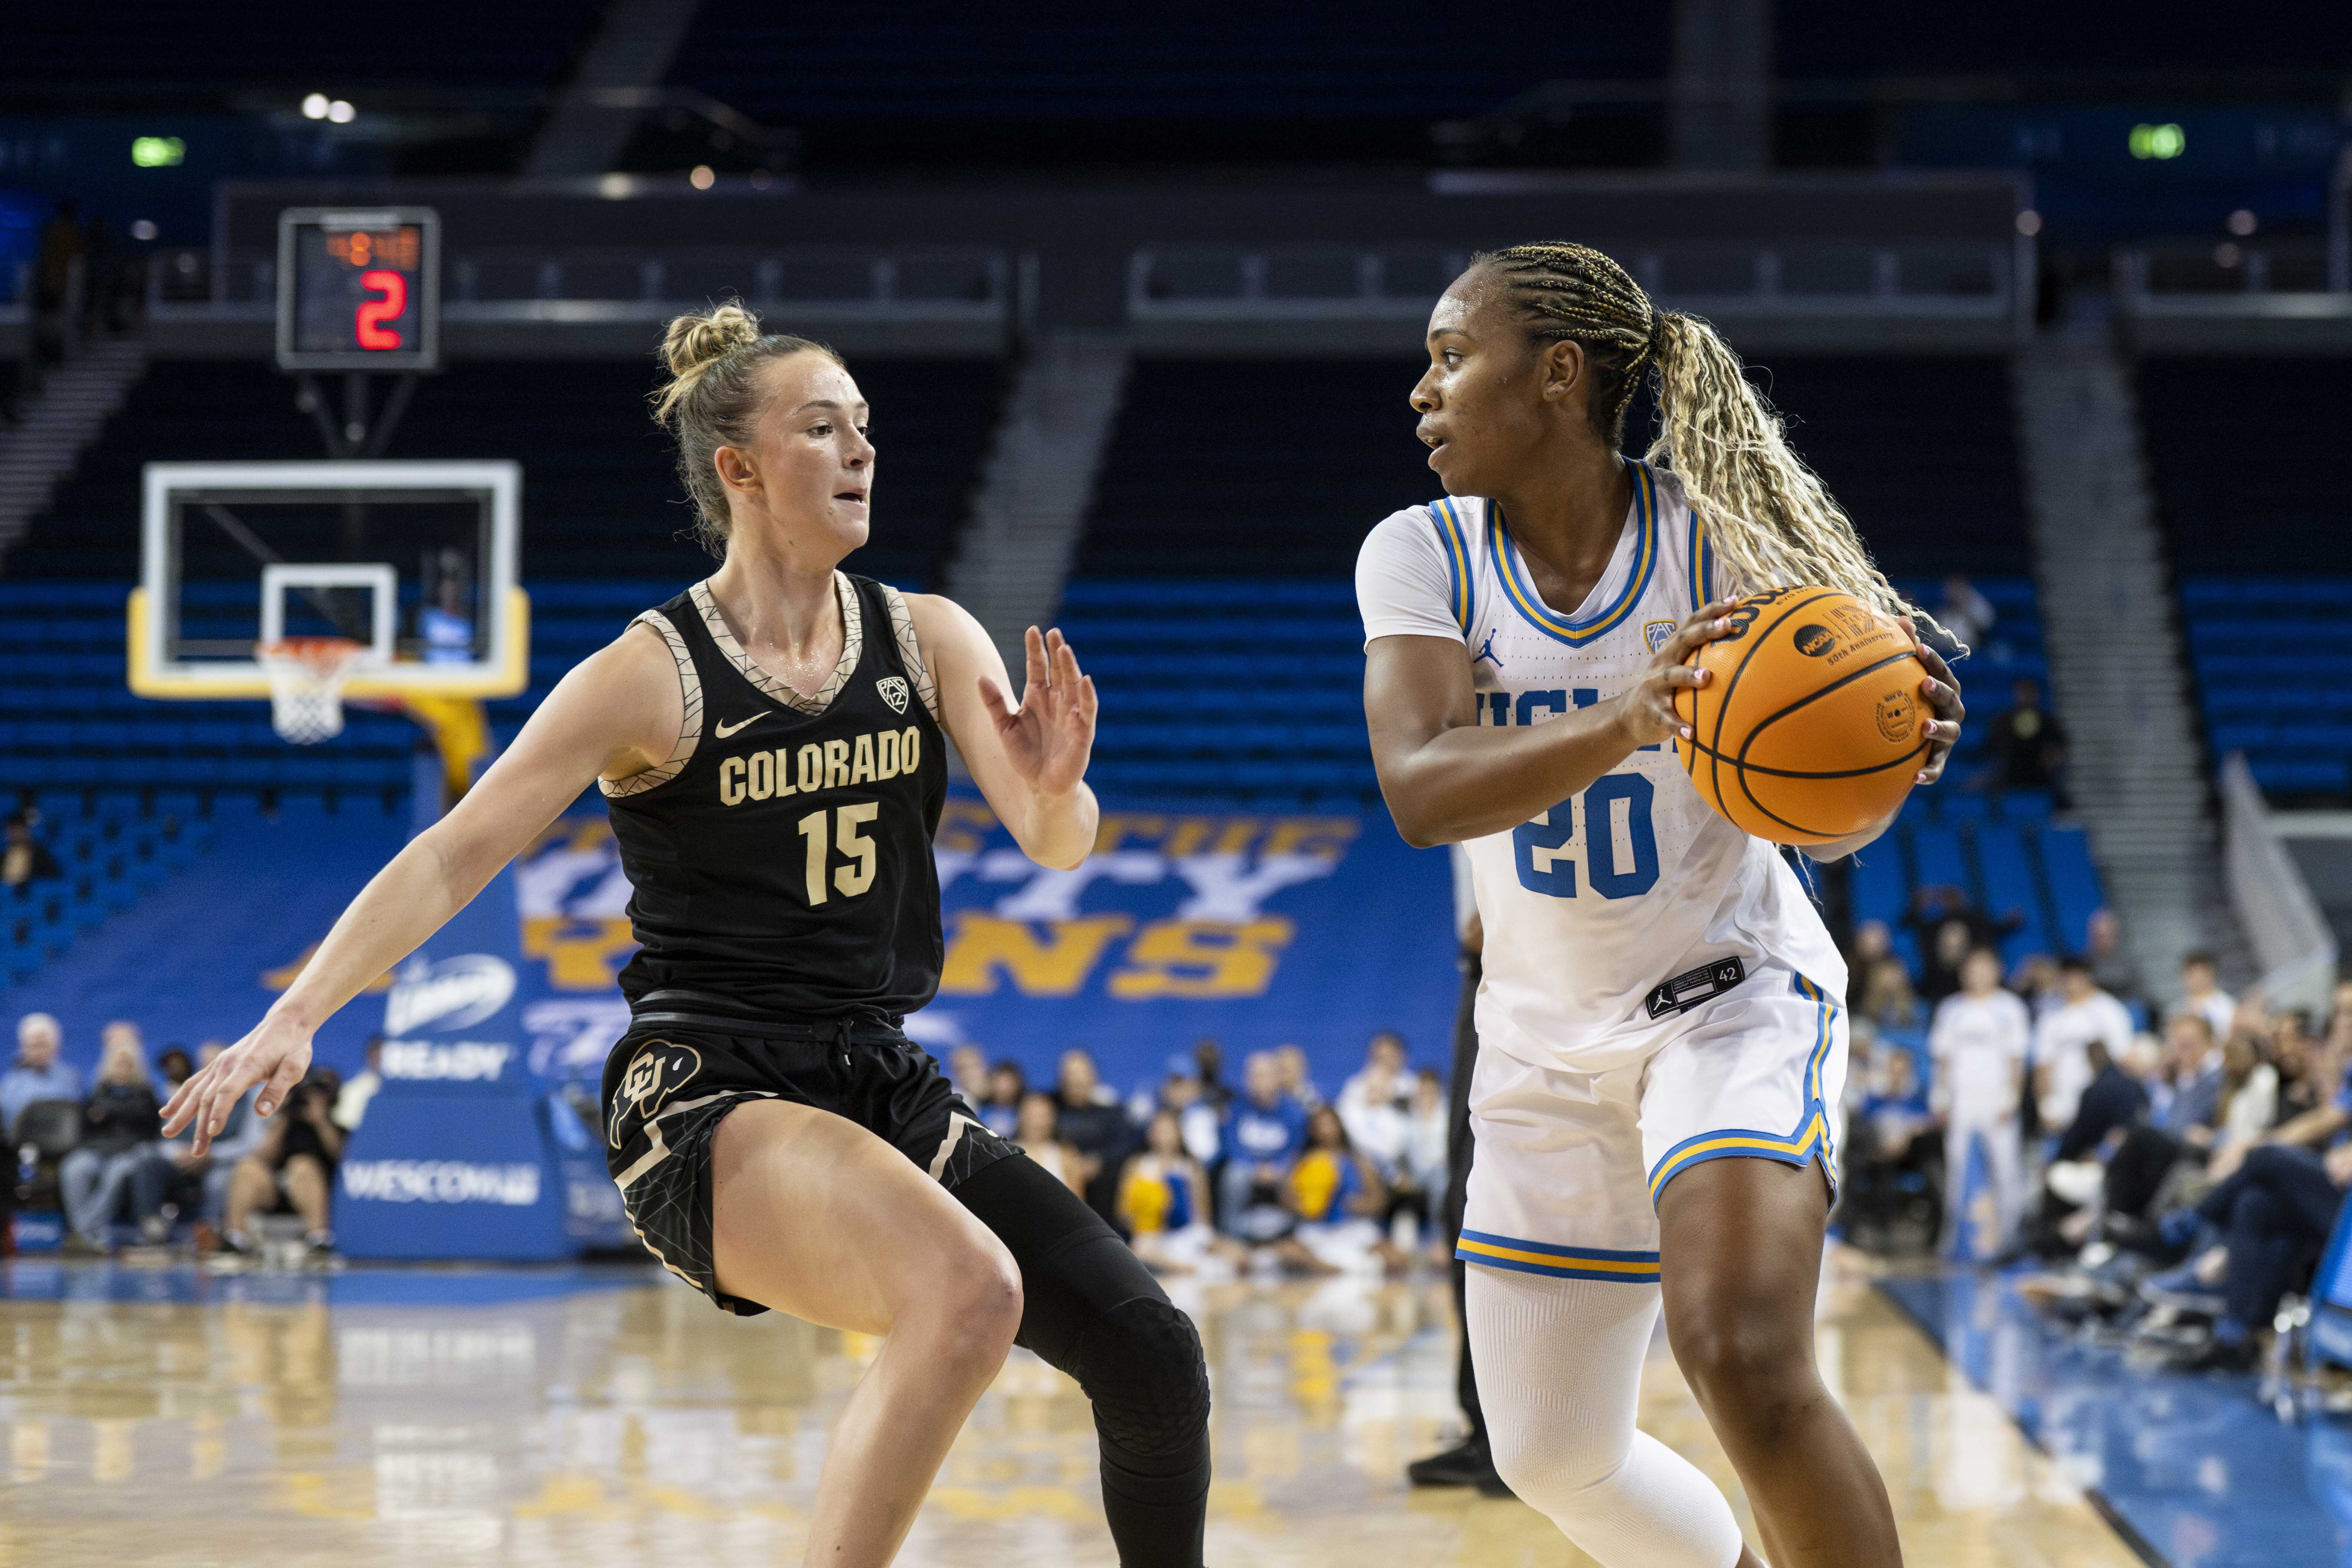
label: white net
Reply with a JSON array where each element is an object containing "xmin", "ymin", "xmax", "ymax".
[{"xmin": 257, "ymin": 638, "xmax": 369, "ymax": 744}]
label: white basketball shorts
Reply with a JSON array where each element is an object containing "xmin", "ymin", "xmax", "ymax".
[{"xmin": 1458, "ymin": 969, "xmax": 1846, "ymax": 1284}]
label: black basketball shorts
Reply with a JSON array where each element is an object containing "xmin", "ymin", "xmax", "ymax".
[{"xmin": 601, "ymin": 1013, "xmax": 1020, "ymax": 1315}]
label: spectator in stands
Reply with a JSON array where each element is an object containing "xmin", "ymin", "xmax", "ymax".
[
  {"xmin": 1839, "ymin": 1040, "xmax": 1937, "ymax": 1248},
  {"xmin": 222, "ymin": 1068, "xmax": 345, "ymax": 1256},
  {"xmin": 1053, "ymin": 1048, "xmax": 1134, "ymax": 1226},
  {"xmin": 155, "ymin": 1048, "xmax": 194, "ymax": 1095},
  {"xmin": 1013, "ymin": 1091, "xmax": 1089, "ymax": 1195},
  {"xmin": 1279, "ymin": 1105, "xmax": 1408, "ymax": 1275},
  {"xmin": 1218, "ymin": 1049, "xmax": 1307, "ymax": 1239},
  {"xmin": 2034, "ymin": 957, "xmax": 2137, "ymax": 1134},
  {"xmin": 976, "ymin": 1059, "xmax": 1026, "ymax": 1140},
  {"xmin": 3, "ymin": 1013, "xmax": 80, "ymax": 1140},
  {"xmin": 1931, "ymin": 947, "xmax": 2031, "ymax": 1255},
  {"xmin": 2085, "ymin": 909, "xmax": 2142, "ymax": 1004},
  {"xmin": 1335, "ymin": 1032, "xmax": 1410, "ymax": 1181},
  {"xmin": 2, "ymin": 813, "xmax": 61, "ymax": 890},
  {"xmin": 1274, "ymin": 1043, "xmax": 1324, "ymax": 1110},
  {"xmin": 2035, "ymin": 1035, "xmax": 2154, "ymax": 1247},
  {"xmin": 1857, "ymin": 954, "xmax": 1922, "ymax": 1033},
  {"xmin": 946, "ymin": 1044, "xmax": 988, "ymax": 1107},
  {"xmin": 1397, "ymin": 1068, "xmax": 1450, "ymax": 1248},
  {"xmin": 1158, "ymin": 1060, "xmax": 1221, "ymax": 1167},
  {"xmin": 2053, "ymin": 1038, "xmax": 2150, "ymax": 1167},
  {"xmin": 2145, "ymin": 1083, "xmax": 2352, "ymax": 1373},
  {"xmin": 2273, "ymin": 1013, "xmax": 2325, "ymax": 1122},
  {"xmin": 1918, "ymin": 915, "xmax": 1973, "ymax": 1004},
  {"xmin": 60, "ymin": 1027, "xmax": 170, "ymax": 1249},
  {"xmin": 1117, "ymin": 1108, "xmax": 1213, "ymax": 1275},
  {"xmin": 1191, "ymin": 1038, "xmax": 1232, "ymax": 1114},
  {"xmin": 1936, "ymin": 574, "xmax": 1996, "ymax": 657},
  {"xmin": 2170, "ymin": 952, "xmax": 2236, "ymax": 1045},
  {"xmin": 1983, "ymin": 677, "xmax": 2069, "ymax": 805},
  {"xmin": 332, "ymin": 1036, "xmax": 383, "ymax": 1131},
  {"xmin": 2101, "ymin": 1014, "xmax": 2226, "ymax": 1221},
  {"xmin": 2012, "ymin": 953, "xmax": 2064, "ymax": 1021}
]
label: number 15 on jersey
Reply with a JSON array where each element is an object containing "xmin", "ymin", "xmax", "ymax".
[{"xmin": 1512, "ymin": 774, "xmax": 1660, "ymax": 899}]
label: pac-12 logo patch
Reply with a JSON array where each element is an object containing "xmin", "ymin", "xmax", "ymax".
[
  {"xmin": 876, "ymin": 675, "xmax": 910, "ymax": 715},
  {"xmin": 1644, "ymin": 620, "xmax": 1677, "ymax": 653},
  {"xmin": 609, "ymin": 1039, "xmax": 702, "ymax": 1147}
]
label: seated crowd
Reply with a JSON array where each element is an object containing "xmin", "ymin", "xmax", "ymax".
[
  {"xmin": 2, "ymin": 1011, "xmax": 382, "ymax": 1259},
  {"xmin": 950, "ymin": 1031, "xmax": 1450, "ymax": 1278},
  {"xmin": 1833, "ymin": 884, "xmax": 2352, "ymax": 1382}
]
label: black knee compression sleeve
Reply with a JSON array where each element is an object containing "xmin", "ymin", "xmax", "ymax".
[{"xmin": 954, "ymin": 1153, "xmax": 1211, "ymax": 1568}]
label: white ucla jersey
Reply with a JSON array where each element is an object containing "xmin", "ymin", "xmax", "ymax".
[{"xmin": 1356, "ymin": 461, "xmax": 1846, "ymax": 1074}]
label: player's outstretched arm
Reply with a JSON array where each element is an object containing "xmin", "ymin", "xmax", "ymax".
[
  {"xmin": 909, "ymin": 595, "xmax": 1098, "ymax": 870},
  {"xmin": 160, "ymin": 628, "xmax": 684, "ymax": 1154},
  {"xmin": 1365, "ymin": 601, "xmax": 1739, "ymax": 848}
]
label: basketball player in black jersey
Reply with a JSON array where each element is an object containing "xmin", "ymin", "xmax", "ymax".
[{"xmin": 164, "ymin": 304, "xmax": 1213, "ymax": 1568}]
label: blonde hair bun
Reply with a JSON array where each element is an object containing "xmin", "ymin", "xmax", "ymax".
[{"xmin": 661, "ymin": 302, "xmax": 763, "ymax": 380}]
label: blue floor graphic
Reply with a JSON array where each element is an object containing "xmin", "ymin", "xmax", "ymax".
[
  {"xmin": 0, "ymin": 1256, "xmax": 665, "ymax": 1307},
  {"xmin": 1881, "ymin": 1270, "xmax": 2352, "ymax": 1568}
]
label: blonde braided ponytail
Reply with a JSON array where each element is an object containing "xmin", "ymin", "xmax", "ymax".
[{"xmin": 1474, "ymin": 242, "xmax": 1950, "ymax": 647}]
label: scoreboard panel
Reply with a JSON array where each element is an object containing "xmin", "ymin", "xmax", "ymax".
[{"xmin": 275, "ymin": 207, "xmax": 441, "ymax": 371}]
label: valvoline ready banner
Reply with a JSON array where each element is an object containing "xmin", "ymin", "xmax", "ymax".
[
  {"xmin": 335, "ymin": 864, "xmax": 630, "ymax": 1261},
  {"xmin": 508, "ymin": 793, "xmax": 1462, "ymax": 1095}
]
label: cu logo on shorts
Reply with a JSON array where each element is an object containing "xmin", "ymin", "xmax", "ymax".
[{"xmin": 609, "ymin": 1039, "xmax": 703, "ymax": 1148}]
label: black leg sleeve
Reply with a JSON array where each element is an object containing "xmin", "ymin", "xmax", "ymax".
[{"xmin": 953, "ymin": 1153, "xmax": 1211, "ymax": 1568}]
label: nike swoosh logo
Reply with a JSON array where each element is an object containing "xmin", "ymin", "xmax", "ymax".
[{"xmin": 713, "ymin": 711, "xmax": 770, "ymax": 739}]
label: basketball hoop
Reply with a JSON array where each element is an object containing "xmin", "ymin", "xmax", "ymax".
[{"xmin": 257, "ymin": 637, "xmax": 369, "ymax": 744}]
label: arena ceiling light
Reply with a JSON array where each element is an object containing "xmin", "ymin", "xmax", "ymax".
[{"xmin": 302, "ymin": 93, "xmax": 330, "ymax": 119}]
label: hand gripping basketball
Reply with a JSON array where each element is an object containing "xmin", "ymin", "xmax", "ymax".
[
  {"xmin": 1616, "ymin": 599, "xmax": 1740, "ymax": 748},
  {"xmin": 1672, "ymin": 588, "xmax": 1961, "ymax": 845}
]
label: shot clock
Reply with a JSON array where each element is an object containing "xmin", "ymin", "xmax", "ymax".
[{"xmin": 275, "ymin": 207, "xmax": 441, "ymax": 371}]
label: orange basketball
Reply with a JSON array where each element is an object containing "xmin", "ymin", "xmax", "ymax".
[{"xmin": 1671, "ymin": 586, "xmax": 1929, "ymax": 846}]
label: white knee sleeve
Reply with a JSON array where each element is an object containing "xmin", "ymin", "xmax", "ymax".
[{"xmin": 1467, "ymin": 1265, "xmax": 1745, "ymax": 1568}]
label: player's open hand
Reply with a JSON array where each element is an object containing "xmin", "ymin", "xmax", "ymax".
[
  {"xmin": 977, "ymin": 625, "xmax": 1098, "ymax": 798},
  {"xmin": 160, "ymin": 1013, "xmax": 314, "ymax": 1157},
  {"xmin": 1895, "ymin": 615, "xmax": 1965, "ymax": 785},
  {"xmin": 1616, "ymin": 598, "xmax": 1738, "ymax": 748}
]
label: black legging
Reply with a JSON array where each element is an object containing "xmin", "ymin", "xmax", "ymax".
[
  {"xmin": 954, "ymin": 1153, "xmax": 1211, "ymax": 1568},
  {"xmin": 2193, "ymin": 1145, "xmax": 2345, "ymax": 1332}
]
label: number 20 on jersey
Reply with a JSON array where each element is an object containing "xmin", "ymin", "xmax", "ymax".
[{"xmin": 1512, "ymin": 774, "xmax": 1660, "ymax": 899}]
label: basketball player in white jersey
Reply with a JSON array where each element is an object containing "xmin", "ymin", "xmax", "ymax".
[{"xmin": 1358, "ymin": 243, "xmax": 1964, "ymax": 1567}]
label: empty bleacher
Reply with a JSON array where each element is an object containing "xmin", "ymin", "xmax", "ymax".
[{"xmin": 2141, "ymin": 358, "xmax": 2352, "ymax": 801}]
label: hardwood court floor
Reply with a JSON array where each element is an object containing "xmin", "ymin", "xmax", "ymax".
[{"xmin": 0, "ymin": 1256, "xmax": 2140, "ymax": 1568}]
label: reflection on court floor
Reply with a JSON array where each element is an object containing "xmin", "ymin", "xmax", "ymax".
[{"xmin": 0, "ymin": 1259, "xmax": 2144, "ymax": 1567}]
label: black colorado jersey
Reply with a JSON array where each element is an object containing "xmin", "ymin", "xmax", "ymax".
[{"xmin": 605, "ymin": 572, "xmax": 947, "ymax": 1023}]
